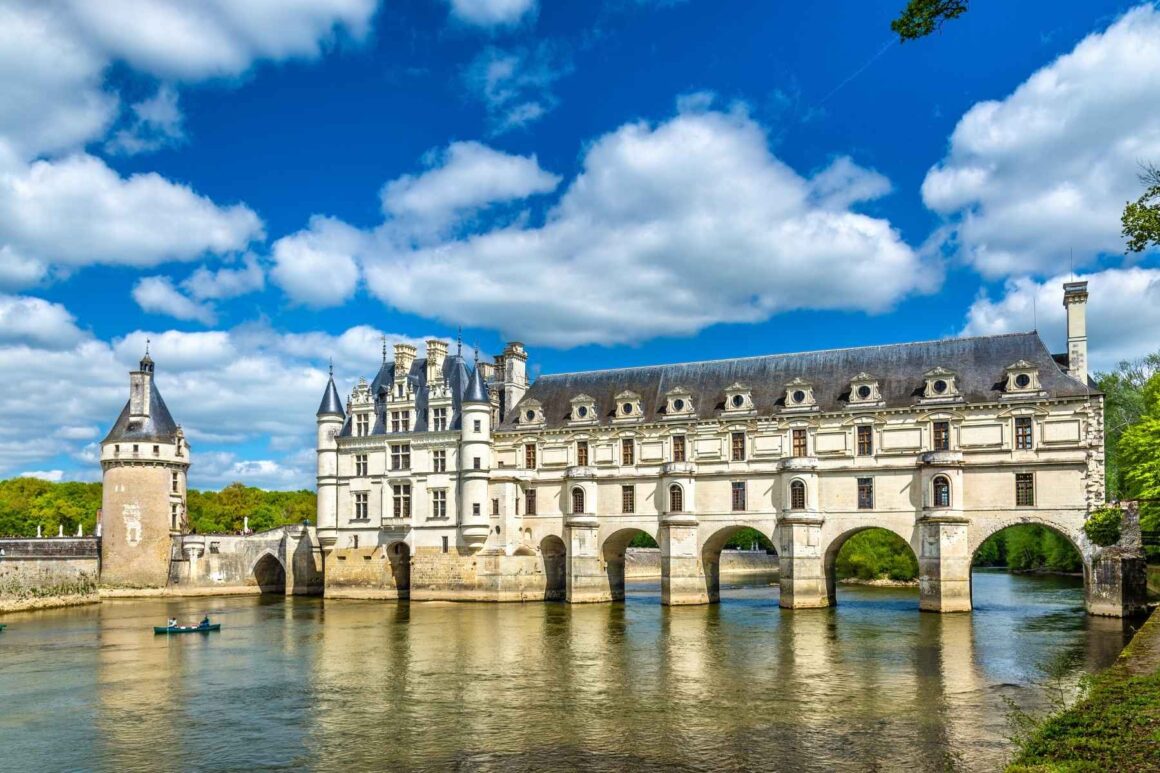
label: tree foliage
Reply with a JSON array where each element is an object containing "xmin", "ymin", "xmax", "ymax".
[
  {"xmin": 834, "ymin": 530, "xmax": 919, "ymax": 581},
  {"xmin": 1117, "ymin": 370, "xmax": 1160, "ymax": 538},
  {"xmin": 1123, "ymin": 163, "xmax": 1160, "ymax": 254},
  {"xmin": 1083, "ymin": 507, "xmax": 1123, "ymax": 548},
  {"xmin": 1096, "ymin": 352, "xmax": 1160, "ymax": 500},
  {"xmin": 973, "ymin": 525, "xmax": 1082, "ymax": 573},
  {"xmin": 891, "ymin": 0, "xmax": 969, "ymax": 42}
]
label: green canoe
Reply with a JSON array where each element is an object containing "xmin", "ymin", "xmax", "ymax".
[
  {"xmin": 154, "ymin": 622, "xmax": 220, "ymax": 635},
  {"xmin": 0, "ymin": 624, "xmax": 6, "ymax": 632}
]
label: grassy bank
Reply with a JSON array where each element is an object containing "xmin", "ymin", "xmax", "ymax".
[{"xmin": 1007, "ymin": 611, "xmax": 1160, "ymax": 772}]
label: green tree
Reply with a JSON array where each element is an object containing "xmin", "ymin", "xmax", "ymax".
[
  {"xmin": 1118, "ymin": 372, "xmax": 1160, "ymax": 537},
  {"xmin": 891, "ymin": 0, "xmax": 969, "ymax": 42},
  {"xmin": 1095, "ymin": 351, "xmax": 1160, "ymax": 499},
  {"xmin": 834, "ymin": 529, "xmax": 918, "ymax": 581},
  {"xmin": 1123, "ymin": 163, "xmax": 1160, "ymax": 254}
]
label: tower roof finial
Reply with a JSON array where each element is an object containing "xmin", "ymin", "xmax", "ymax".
[
  {"xmin": 328, "ymin": 358, "xmax": 333, "ymax": 377},
  {"xmin": 381, "ymin": 334, "xmax": 387, "ymax": 364},
  {"xmin": 456, "ymin": 326, "xmax": 462, "ymax": 357}
]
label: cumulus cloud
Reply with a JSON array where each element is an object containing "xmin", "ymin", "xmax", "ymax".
[
  {"xmin": 271, "ymin": 216, "xmax": 365, "ymax": 308},
  {"xmin": 961, "ymin": 268, "xmax": 1160, "ymax": 370},
  {"xmin": 447, "ymin": 0, "xmax": 536, "ymax": 28},
  {"xmin": 20, "ymin": 470, "xmax": 64, "ymax": 483},
  {"xmin": 380, "ymin": 141, "xmax": 560, "ymax": 234},
  {"xmin": 924, "ymin": 5, "xmax": 1160, "ymax": 277},
  {"xmin": 337, "ymin": 106, "xmax": 935, "ymax": 347},
  {"xmin": 463, "ymin": 43, "xmax": 572, "ymax": 133},
  {"xmin": 0, "ymin": 295, "xmax": 443, "ymax": 488},
  {"xmin": 132, "ymin": 276, "xmax": 217, "ymax": 324},
  {"xmin": 104, "ymin": 85, "xmax": 185, "ymax": 155},
  {"xmin": 182, "ymin": 255, "xmax": 265, "ymax": 301},
  {"xmin": 0, "ymin": 294, "xmax": 86, "ymax": 349}
]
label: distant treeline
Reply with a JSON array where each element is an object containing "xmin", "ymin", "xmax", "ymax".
[{"xmin": 0, "ymin": 479, "xmax": 315, "ymax": 538}]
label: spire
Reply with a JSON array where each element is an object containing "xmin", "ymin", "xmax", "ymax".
[
  {"xmin": 139, "ymin": 338, "xmax": 154, "ymax": 373},
  {"xmin": 456, "ymin": 326, "xmax": 463, "ymax": 358},
  {"xmin": 463, "ymin": 364, "xmax": 489, "ymax": 404},
  {"xmin": 381, "ymin": 335, "xmax": 387, "ymax": 364},
  {"xmin": 317, "ymin": 366, "xmax": 344, "ymax": 417}
]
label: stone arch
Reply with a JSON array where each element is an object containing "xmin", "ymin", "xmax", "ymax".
[
  {"xmin": 822, "ymin": 525, "xmax": 918, "ymax": 606},
  {"xmin": 541, "ymin": 534, "xmax": 567, "ymax": 601},
  {"xmin": 602, "ymin": 526, "xmax": 658, "ymax": 602},
  {"xmin": 252, "ymin": 551, "xmax": 286, "ymax": 595},
  {"xmin": 700, "ymin": 524, "xmax": 777, "ymax": 603},
  {"xmin": 967, "ymin": 518, "xmax": 1087, "ymax": 610},
  {"xmin": 385, "ymin": 540, "xmax": 411, "ymax": 596}
]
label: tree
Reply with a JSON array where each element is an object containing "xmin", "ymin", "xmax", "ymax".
[
  {"xmin": 1117, "ymin": 371, "xmax": 1160, "ymax": 538},
  {"xmin": 1123, "ymin": 163, "xmax": 1160, "ymax": 254},
  {"xmin": 1096, "ymin": 352, "xmax": 1160, "ymax": 499},
  {"xmin": 891, "ymin": 0, "xmax": 969, "ymax": 42}
]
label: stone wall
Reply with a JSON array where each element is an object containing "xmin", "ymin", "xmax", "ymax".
[
  {"xmin": 162, "ymin": 527, "xmax": 323, "ymax": 597},
  {"xmin": 625, "ymin": 548, "xmax": 780, "ymax": 579},
  {"xmin": 0, "ymin": 538, "xmax": 100, "ymax": 612}
]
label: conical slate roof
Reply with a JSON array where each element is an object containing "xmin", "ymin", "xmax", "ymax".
[
  {"xmin": 463, "ymin": 365, "xmax": 489, "ymax": 404},
  {"xmin": 102, "ymin": 376, "xmax": 179, "ymax": 444},
  {"xmin": 317, "ymin": 372, "xmax": 345, "ymax": 417}
]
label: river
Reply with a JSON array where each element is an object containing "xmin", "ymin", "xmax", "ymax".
[{"xmin": 0, "ymin": 570, "xmax": 1135, "ymax": 772}]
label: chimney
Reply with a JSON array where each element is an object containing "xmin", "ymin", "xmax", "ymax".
[
  {"xmin": 129, "ymin": 352, "xmax": 154, "ymax": 421},
  {"xmin": 1063, "ymin": 281, "xmax": 1089, "ymax": 385},
  {"xmin": 394, "ymin": 343, "xmax": 416, "ymax": 378},
  {"xmin": 501, "ymin": 342, "xmax": 529, "ymax": 421},
  {"xmin": 426, "ymin": 339, "xmax": 447, "ymax": 383}
]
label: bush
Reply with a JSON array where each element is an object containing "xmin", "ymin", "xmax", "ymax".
[{"xmin": 1084, "ymin": 507, "xmax": 1123, "ymax": 547}]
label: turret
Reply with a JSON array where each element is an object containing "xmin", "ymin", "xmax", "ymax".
[
  {"xmin": 498, "ymin": 342, "xmax": 528, "ymax": 422},
  {"xmin": 459, "ymin": 365, "xmax": 491, "ymax": 551},
  {"xmin": 1063, "ymin": 281, "xmax": 1089, "ymax": 385},
  {"xmin": 99, "ymin": 350, "xmax": 190, "ymax": 588},
  {"xmin": 316, "ymin": 364, "xmax": 345, "ymax": 550}
]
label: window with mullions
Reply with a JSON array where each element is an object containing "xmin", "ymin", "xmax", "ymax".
[
  {"xmin": 933, "ymin": 421, "xmax": 950, "ymax": 451},
  {"xmin": 1015, "ymin": 417, "xmax": 1033, "ymax": 450},
  {"xmin": 792, "ymin": 428, "xmax": 808, "ymax": 458},
  {"xmin": 392, "ymin": 484, "xmax": 411, "ymax": 519},
  {"xmin": 731, "ymin": 432, "xmax": 746, "ymax": 461},
  {"xmin": 857, "ymin": 478, "xmax": 873, "ymax": 510},
  {"xmin": 1015, "ymin": 473, "xmax": 1035, "ymax": 507},
  {"xmin": 789, "ymin": 480, "xmax": 806, "ymax": 510},
  {"xmin": 622, "ymin": 485, "xmax": 635, "ymax": 514},
  {"xmin": 390, "ymin": 445, "xmax": 410, "ymax": 470},
  {"xmin": 932, "ymin": 475, "xmax": 950, "ymax": 508},
  {"xmin": 731, "ymin": 481, "xmax": 746, "ymax": 512},
  {"xmin": 576, "ymin": 440, "xmax": 588, "ymax": 466},
  {"xmin": 856, "ymin": 425, "xmax": 873, "ymax": 456},
  {"xmin": 672, "ymin": 435, "xmax": 686, "ymax": 462}
]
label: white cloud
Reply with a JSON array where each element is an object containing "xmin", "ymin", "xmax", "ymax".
[
  {"xmin": 104, "ymin": 85, "xmax": 185, "ymax": 155},
  {"xmin": 271, "ymin": 215, "xmax": 364, "ymax": 308},
  {"xmin": 345, "ymin": 106, "xmax": 934, "ymax": 347},
  {"xmin": 923, "ymin": 5, "xmax": 1160, "ymax": 277},
  {"xmin": 447, "ymin": 0, "xmax": 536, "ymax": 28},
  {"xmin": 380, "ymin": 141, "xmax": 560, "ymax": 233},
  {"xmin": 463, "ymin": 44, "xmax": 572, "ymax": 133},
  {"xmin": 961, "ymin": 268, "xmax": 1160, "ymax": 369},
  {"xmin": 132, "ymin": 276, "xmax": 217, "ymax": 324},
  {"xmin": 809, "ymin": 156, "xmax": 892, "ymax": 211},
  {"xmin": 0, "ymin": 294, "xmax": 86, "ymax": 348},
  {"xmin": 20, "ymin": 470, "xmax": 64, "ymax": 483},
  {"xmin": 0, "ymin": 153, "xmax": 263, "ymax": 281},
  {"xmin": 182, "ymin": 254, "xmax": 265, "ymax": 301}
]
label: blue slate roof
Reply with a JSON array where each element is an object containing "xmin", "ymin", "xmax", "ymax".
[
  {"xmin": 316, "ymin": 374, "xmax": 345, "ymax": 417},
  {"xmin": 498, "ymin": 332, "xmax": 1091, "ymax": 430},
  {"xmin": 102, "ymin": 376, "xmax": 180, "ymax": 444},
  {"xmin": 338, "ymin": 354, "xmax": 478, "ymax": 437}
]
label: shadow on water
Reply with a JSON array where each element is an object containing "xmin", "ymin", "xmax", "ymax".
[{"xmin": 0, "ymin": 569, "xmax": 1135, "ymax": 773}]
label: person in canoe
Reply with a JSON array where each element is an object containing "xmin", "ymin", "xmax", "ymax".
[
  {"xmin": 168, "ymin": 617, "xmax": 178, "ymax": 627},
  {"xmin": 201, "ymin": 615, "xmax": 210, "ymax": 627}
]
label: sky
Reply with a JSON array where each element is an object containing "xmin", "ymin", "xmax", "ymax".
[{"xmin": 1, "ymin": 0, "xmax": 1159, "ymax": 490}]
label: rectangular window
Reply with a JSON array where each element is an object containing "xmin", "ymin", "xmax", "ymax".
[
  {"xmin": 1016, "ymin": 473, "xmax": 1035, "ymax": 507},
  {"xmin": 622, "ymin": 485, "xmax": 635, "ymax": 514},
  {"xmin": 492, "ymin": 498, "xmax": 500, "ymax": 516},
  {"xmin": 390, "ymin": 445, "xmax": 410, "ymax": 470},
  {"xmin": 672, "ymin": 435, "xmax": 686, "ymax": 462},
  {"xmin": 171, "ymin": 503, "xmax": 178, "ymax": 530},
  {"xmin": 441, "ymin": 536, "xmax": 448, "ymax": 554},
  {"xmin": 731, "ymin": 432, "xmax": 746, "ymax": 461},
  {"xmin": 390, "ymin": 410, "xmax": 410, "ymax": 433},
  {"xmin": 933, "ymin": 421, "xmax": 950, "ymax": 451},
  {"xmin": 731, "ymin": 481, "xmax": 746, "ymax": 512},
  {"xmin": 152, "ymin": 444, "xmax": 160, "ymax": 456},
  {"xmin": 856, "ymin": 425, "xmax": 873, "ymax": 456},
  {"xmin": 472, "ymin": 503, "xmax": 481, "ymax": 516},
  {"xmin": 1015, "ymin": 417, "xmax": 1033, "ymax": 450},
  {"xmin": 171, "ymin": 472, "xmax": 179, "ymax": 493},
  {"xmin": 526, "ymin": 489, "xmax": 537, "ymax": 515},
  {"xmin": 354, "ymin": 492, "xmax": 368, "ymax": 520},
  {"xmin": 473, "ymin": 419, "xmax": 481, "ymax": 433},
  {"xmin": 576, "ymin": 440, "xmax": 588, "ymax": 466},
  {"xmin": 792, "ymin": 429, "xmax": 808, "ymax": 458},
  {"xmin": 525, "ymin": 443, "xmax": 537, "ymax": 469},
  {"xmin": 432, "ymin": 490, "xmax": 447, "ymax": 519},
  {"xmin": 432, "ymin": 407, "xmax": 448, "ymax": 432},
  {"xmin": 392, "ymin": 484, "xmax": 411, "ymax": 519},
  {"xmin": 354, "ymin": 454, "xmax": 368, "ymax": 477},
  {"xmin": 857, "ymin": 478, "xmax": 874, "ymax": 510},
  {"xmin": 356, "ymin": 414, "xmax": 369, "ymax": 437},
  {"xmin": 621, "ymin": 438, "xmax": 635, "ymax": 466},
  {"xmin": 432, "ymin": 449, "xmax": 446, "ymax": 473},
  {"xmin": 473, "ymin": 456, "xmax": 481, "ymax": 470}
]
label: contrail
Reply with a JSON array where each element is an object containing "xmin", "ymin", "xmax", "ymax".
[{"xmin": 816, "ymin": 37, "xmax": 897, "ymax": 107}]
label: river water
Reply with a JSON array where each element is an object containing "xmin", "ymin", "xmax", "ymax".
[{"xmin": 0, "ymin": 571, "xmax": 1135, "ymax": 772}]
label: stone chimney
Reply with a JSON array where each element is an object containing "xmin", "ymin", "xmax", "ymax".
[
  {"xmin": 394, "ymin": 343, "xmax": 417, "ymax": 377},
  {"xmin": 129, "ymin": 352, "xmax": 154, "ymax": 421},
  {"xmin": 501, "ymin": 342, "xmax": 528, "ymax": 421},
  {"xmin": 426, "ymin": 339, "xmax": 447, "ymax": 383},
  {"xmin": 1063, "ymin": 281, "xmax": 1089, "ymax": 385}
]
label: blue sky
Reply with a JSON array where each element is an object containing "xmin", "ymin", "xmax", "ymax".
[{"xmin": 1, "ymin": 0, "xmax": 1158, "ymax": 489}]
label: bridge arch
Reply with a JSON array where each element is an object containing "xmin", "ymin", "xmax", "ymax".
[
  {"xmin": 968, "ymin": 519, "xmax": 1087, "ymax": 609},
  {"xmin": 700, "ymin": 524, "xmax": 777, "ymax": 603},
  {"xmin": 602, "ymin": 526, "xmax": 659, "ymax": 602},
  {"xmin": 252, "ymin": 551, "xmax": 286, "ymax": 595},
  {"xmin": 822, "ymin": 524, "xmax": 918, "ymax": 606},
  {"xmin": 541, "ymin": 534, "xmax": 567, "ymax": 601}
]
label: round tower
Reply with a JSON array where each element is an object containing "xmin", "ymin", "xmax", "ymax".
[
  {"xmin": 316, "ymin": 364, "xmax": 345, "ymax": 552},
  {"xmin": 99, "ymin": 351, "xmax": 190, "ymax": 588},
  {"xmin": 459, "ymin": 365, "xmax": 491, "ymax": 551}
]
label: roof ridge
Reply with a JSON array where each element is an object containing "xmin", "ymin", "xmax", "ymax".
[{"xmin": 536, "ymin": 331, "xmax": 1040, "ymax": 380}]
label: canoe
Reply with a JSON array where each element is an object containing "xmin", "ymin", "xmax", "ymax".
[
  {"xmin": 0, "ymin": 624, "xmax": 6, "ymax": 632},
  {"xmin": 153, "ymin": 623, "xmax": 220, "ymax": 635}
]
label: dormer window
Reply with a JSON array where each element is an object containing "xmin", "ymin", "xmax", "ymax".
[
  {"xmin": 614, "ymin": 390, "xmax": 643, "ymax": 420},
  {"xmin": 724, "ymin": 382, "xmax": 754, "ymax": 413},
  {"xmin": 519, "ymin": 399, "xmax": 545, "ymax": 426},
  {"xmin": 569, "ymin": 394, "xmax": 598, "ymax": 425},
  {"xmin": 664, "ymin": 386, "xmax": 695, "ymax": 418},
  {"xmin": 922, "ymin": 367, "xmax": 961, "ymax": 401},
  {"xmin": 848, "ymin": 372, "xmax": 882, "ymax": 406},
  {"xmin": 1003, "ymin": 361, "xmax": 1042, "ymax": 396},
  {"xmin": 783, "ymin": 377, "xmax": 816, "ymax": 410}
]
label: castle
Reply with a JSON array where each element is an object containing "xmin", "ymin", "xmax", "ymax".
[{"xmin": 90, "ymin": 281, "xmax": 1147, "ymax": 616}]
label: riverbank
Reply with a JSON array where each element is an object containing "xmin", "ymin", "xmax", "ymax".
[
  {"xmin": 839, "ymin": 577, "xmax": 918, "ymax": 587},
  {"xmin": 1007, "ymin": 608, "xmax": 1160, "ymax": 771}
]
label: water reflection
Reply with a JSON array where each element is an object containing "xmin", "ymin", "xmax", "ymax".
[{"xmin": 0, "ymin": 572, "xmax": 1133, "ymax": 772}]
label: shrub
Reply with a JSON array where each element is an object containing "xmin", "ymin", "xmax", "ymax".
[{"xmin": 1083, "ymin": 507, "xmax": 1123, "ymax": 547}]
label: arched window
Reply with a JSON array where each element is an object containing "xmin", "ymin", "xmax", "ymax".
[
  {"xmin": 571, "ymin": 487, "xmax": 585, "ymax": 514},
  {"xmin": 669, "ymin": 484, "xmax": 684, "ymax": 513},
  {"xmin": 790, "ymin": 480, "xmax": 806, "ymax": 510},
  {"xmin": 932, "ymin": 475, "xmax": 951, "ymax": 508}
]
